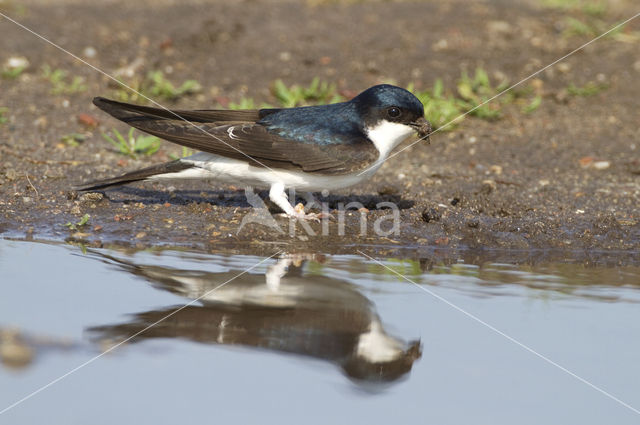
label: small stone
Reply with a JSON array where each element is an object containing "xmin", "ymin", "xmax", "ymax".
[
  {"xmin": 77, "ymin": 113, "xmax": 99, "ymax": 128},
  {"xmin": 489, "ymin": 165, "xmax": 503, "ymax": 175},
  {"xmin": 80, "ymin": 192, "xmax": 104, "ymax": 203},
  {"xmin": 4, "ymin": 56, "xmax": 29, "ymax": 71},
  {"xmin": 279, "ymin": 51, "xmax": 292, "ymax": 62},
  {"xmin": 377, "ymin": 185, "xmax": 399, "ymax": 196},
  {"xmin": 593, "ymin": 160, "xmax": 610, "ymax": 170},
  {"xmin": 83, "ymin": 46, "xmax": 97, "ymax": 58},
  {"xmin": 432, "ymin": 39, "xmax": 448, "ymax": 51},
  {"xmin": 135, "ymin": 232, "xmax": 147, "ymax": 239},
  {"xmin": 487, "ymin": 20, "xmax": 512, "ymax": 35},
  {"xmin": 421, "ymin": 207, "xmax": 441, "ymax": 223},
  {"xmin": 5, "ymin": 169, "xmax": 17, "ymax": 181},
  {"xmin": 33, "ymin": 116, "xmax": 48, "ymax": 129},
  {"xmin": 480, "ymin": 180, "xmax": 497, "ymax": 194},
  {"xmin": 435, "ymin": 237, "xmax": 450, "ymax": 245}
]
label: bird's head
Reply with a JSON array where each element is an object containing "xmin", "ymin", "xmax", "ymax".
[{"xmin": 352, "ymin": 84, "xmax": 432, "ymax": 157}]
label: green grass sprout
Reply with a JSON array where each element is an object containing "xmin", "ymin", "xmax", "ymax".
[
  {"xmin": 102, "ymin": 128, "xmax": 161, "ymax": 159},
  {"xmin": 567, "ymin": 81, "xmax": 609, "ymax": 96},
  {"xmin": 65, "ymin": 213, "xmax": 90, "ymax": 231},
  {"xmin": 272, "ymin": 78, "xmax": 344, "ymax": 107},
  {"xmin": 41, "ymin": 65, "xmax": 87, "ymax": 94},
  {"xmin": 61, "ymin": 133, "xmax": 87, "ymax": 147}
]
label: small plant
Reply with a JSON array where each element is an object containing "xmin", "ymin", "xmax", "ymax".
[
  {"xmin": 169, "ymin": 146, "xmax": 195, "ymax": 160},
  {"xmin": 65, "ymin": 214, "xmax": 90, "ymax": 231},
  {"xmin": 102, "ymin": 128, "xmax": 161, "ymax": 159},
  {"xmin": 456, "ymin": 68, "xmax": 507, "ymax": 120},
  {"xmin": 61, "ymin": 133, "xmax": 87, "ymax": 147},
  {"xmin": 144, "ymin": 71, "xmax": 201, "ymax": 100},
  {"xmin": 41, "ymin": 65, "xmax": 87, "ymax": 94},
  {"xmin": 272, "ymin": 78, "xmax": 344, "ymax": 107},
  {"xmin": 410, "ymin": 80, "xmax": 463, "ymax": 130},
  {"xmin": 1, "ymin": 64, "xmax": 26, "ymax": 79},
  {"xmin": 109, "ymin": 72, "xmax": 201, "ymax": 103},
  {"xmin": 522, "ymin": 95, "xmax": 542, "ymax": 113},
  {"xmin": 562, "ymin": 17, "xmax": 637, "ymax": 41},
  {"xmin": 564, "ymin": 17, "xmax": 597, "ymax": 37},
  {"xmin": 111, "ymin": 78, "xmax": 143, "ymax": 103},
  {"xmin": 567, "ymin": 81, "xmax": 609, "ymax": 96},
  {"xmin": 411, "ymin": 69, "xmax": 541, "ymax": 129},
  {"xmin": 227, "ymin": 97, "xmax": 273, "ymax": 110},
  {"xmin": 0, "ymin": 107, "xmax": 7, "ymax": 124}
]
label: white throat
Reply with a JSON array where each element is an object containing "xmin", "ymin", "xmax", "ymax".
[{"xmin": 365, "ymin": 120, "xmax": 416, "ymax": 160}]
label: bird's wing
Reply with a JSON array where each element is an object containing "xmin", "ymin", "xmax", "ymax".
[
  {"xmin": 93, "ymin": 96, "xmax": 267, "ymax": 123},
  {"xmin": 93, "ymin": 97, "xmax": 378, "ymax": 174}
]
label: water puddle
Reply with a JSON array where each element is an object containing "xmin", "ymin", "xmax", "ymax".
[{"xmin": 1, "ymin": 239, "xmax": 640, "ymax": 424}]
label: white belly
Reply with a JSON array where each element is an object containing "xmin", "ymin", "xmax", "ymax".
[{"xmin": 150, "ymin": 152, "xmax": 382, "ymax": 191}]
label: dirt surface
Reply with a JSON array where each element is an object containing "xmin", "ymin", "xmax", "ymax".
[{"xmin": 1, "ymin": 0, "xmax": 639, "ymax": 257}]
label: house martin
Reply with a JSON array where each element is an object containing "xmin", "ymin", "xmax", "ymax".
[{"xmin": 78, "ymin": 84, "xmax": 431, "ymax": 218}]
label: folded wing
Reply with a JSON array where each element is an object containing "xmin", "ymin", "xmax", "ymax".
[{"xmin": 93, "ymin": 97, "xmax": 378, "ymax": 174}]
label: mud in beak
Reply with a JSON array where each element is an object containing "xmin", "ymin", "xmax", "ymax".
[{"xmin": 410, "ymin": 116, "xmax": 432, "ymax": 141}]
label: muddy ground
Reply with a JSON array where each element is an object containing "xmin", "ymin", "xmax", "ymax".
[{"xmin": 1, "ymin": 0, "xmax": 639, "ymax": 259}]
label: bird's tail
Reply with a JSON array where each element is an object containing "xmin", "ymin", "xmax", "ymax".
[{"xmin": 74, "ymin": 160, "xmax": 193, "ymax": 191}]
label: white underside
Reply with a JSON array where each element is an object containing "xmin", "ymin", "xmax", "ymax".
[
  {"xmin": 150, "ymin": 152, "xmax": 370, "ymax": 191},
  {"xmin": 356, "ymin": 319, "xmax": 404, "ymax": 363}
]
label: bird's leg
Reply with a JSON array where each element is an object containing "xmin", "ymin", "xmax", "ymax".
[
  {"xmin": 265, "ymin": 257, "xmax": 293, "ymax": 291},
  {"xmin": 269, "ymin": 183, "xmax": 327, "ymax": 221},
  {"xmin": 269, "ymin": 182, "xmax": 297, "ymax": 216}
]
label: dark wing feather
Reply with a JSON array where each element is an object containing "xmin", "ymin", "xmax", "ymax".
[
  {"xmin": 93, "ymin": 97, "xmax": 378, "ymax": 174},
  {"xmin": 93, "ymin": 97, "xmax": 268, "ymax": 123}
]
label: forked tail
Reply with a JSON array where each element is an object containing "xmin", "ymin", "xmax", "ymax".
[{"xmin": 74, "ymin": 160, "xmax": 193, "ymax": 191}]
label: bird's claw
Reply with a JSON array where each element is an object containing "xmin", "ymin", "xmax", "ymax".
[{"xmin": 290, "ymin": 203, "xmax": 333, "ymax": 222}]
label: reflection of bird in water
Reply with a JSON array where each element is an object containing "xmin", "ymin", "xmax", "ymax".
[{"xmin": 86, "ymin": 253, "xmax": 422, "ymax": 384}]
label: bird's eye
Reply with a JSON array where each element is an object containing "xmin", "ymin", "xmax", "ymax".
[{"xmin": 387, "ymin": 107, "xmax": 401, "ymax": 119}]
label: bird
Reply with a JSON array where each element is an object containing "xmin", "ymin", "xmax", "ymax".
[{"xmin": 78, "ymin": 84, "xmax": 431, "ymax": 219}]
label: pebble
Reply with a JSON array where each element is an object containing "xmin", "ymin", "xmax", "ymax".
[
  {"xmin": 421, "ymin": 207, "xmax": 441, "ymax": 223},
  {"xmin": 467, "ymin": 218, "xmax": 480, "ymax": 228},
  {"xmin": 489, "ymin": 165, "xmax": 503, "ymax": 175},
  {"xmin": 83, "ymin": 46, "xmax": 97, "ymax": 58},
  {"xmin": 487, "ymin": 20, "xmax": 512, "ymax": 35},
  {"xmin": 5, "ymin": 56, "xmax": 29, "ymax": 70},
  {"xmin": 80, "ymin": 192, "xmax": 104, "ymax": 203},
  {"xmin": 481, "ymin": 179, "xmax": 497, "ymax": 194},
  {"xmin": 5, "ymin": 169, "xmax": 17, "ymax": 181}
]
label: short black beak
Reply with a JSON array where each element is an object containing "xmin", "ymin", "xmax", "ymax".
[{"xmin": 411, "ymin": 116, "xmax": 432, "ymax": 141}]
